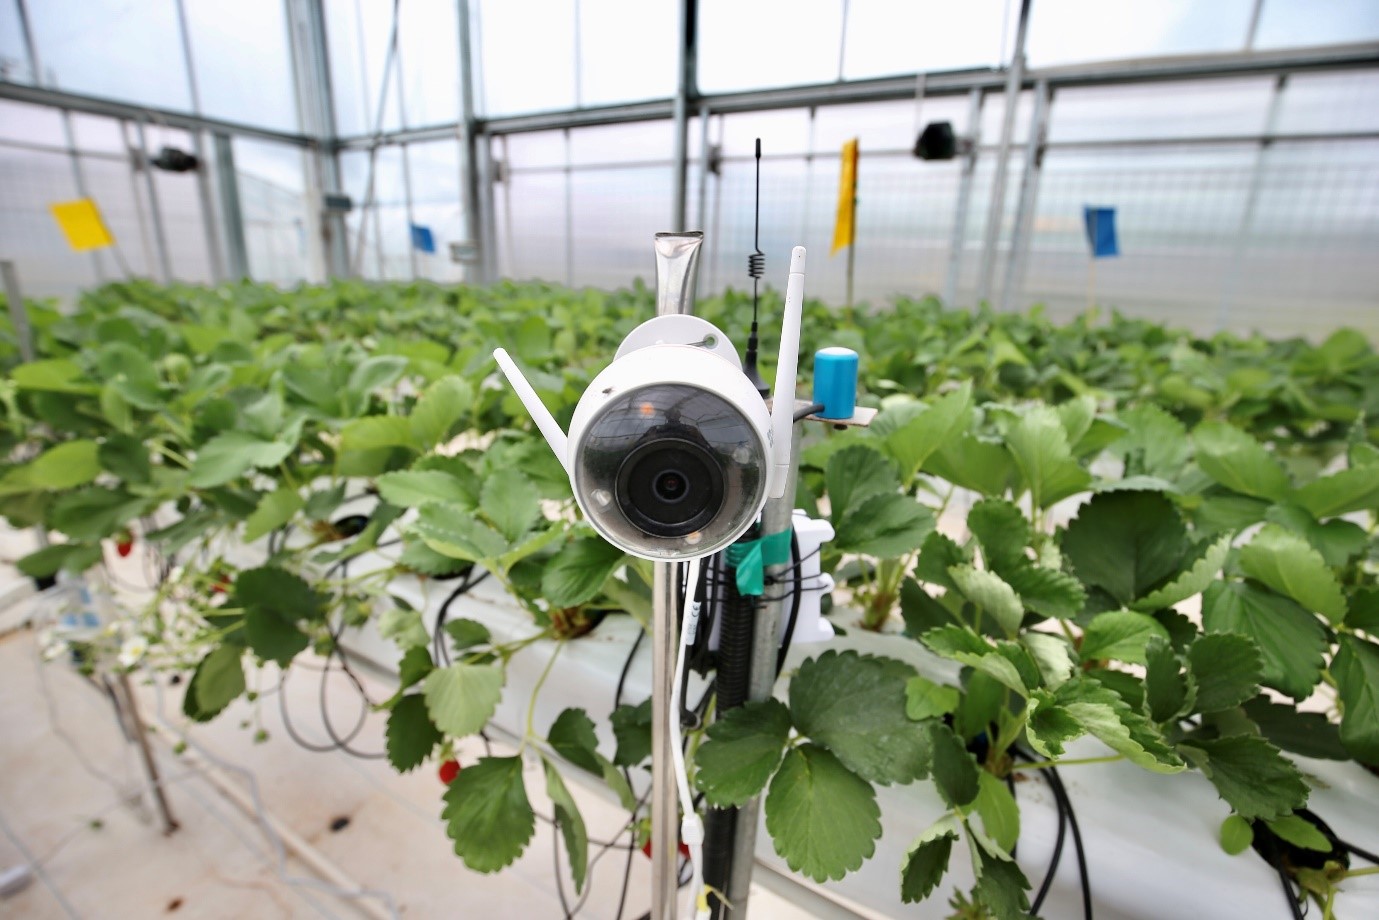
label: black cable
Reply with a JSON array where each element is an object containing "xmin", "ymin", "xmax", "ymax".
[
  {"xmin": 1338, "ymin": 838, "xmax": 1379, "ymax": 866},
  {"xmin": 775, "ymin": 532, "xmax": 803, "ymax": 676},
  {"xmin": 1044, "ymin": 764, "xmax": 1091, "ymax": 920},
  {"xmin": 793, "ymin": 402, "xmax": 827, "ymax": 421},
  {"xmin": 1276, "ymin": 862, "xmax": 1307, "ymax": 920}
]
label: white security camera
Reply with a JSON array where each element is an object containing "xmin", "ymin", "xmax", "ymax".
[{"xmin": 493, "ymin": 245, "xmax": 807, "ymax": 561}]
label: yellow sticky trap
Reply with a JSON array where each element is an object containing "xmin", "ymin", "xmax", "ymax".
[
  {"xmin": 831, "ymin": 138, "xmax": 858, "ymax": 255},
  {"xmin": 50, "ymin": 199, "xmax": 114, "ymax": 251}
]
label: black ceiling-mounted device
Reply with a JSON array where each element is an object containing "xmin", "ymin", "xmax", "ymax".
[
  {"xmin": 150, "ymin": 146, "xmax": 200, "ymax": 173},
  {"xmin": 914, "ymin": 121, "xmax": 960, "ymax": 161}
]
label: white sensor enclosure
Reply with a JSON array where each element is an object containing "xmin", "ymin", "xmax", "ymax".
[{"xmin": 493, "ymin": 246, "xmax": 806, "ymax": 561}]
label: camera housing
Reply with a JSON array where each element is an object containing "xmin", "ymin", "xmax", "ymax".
[{"xmin": 494, "ymin": 245, "xmax": 806, "ymax": 561}]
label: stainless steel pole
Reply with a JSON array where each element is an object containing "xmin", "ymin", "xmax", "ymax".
[
  {"xmin": 1000, "ymin": 79, "xmax": 1050, "ymax": 312},
  {"xmin": 943, "ymin": 88, "xmax": 984, "ymax": 307},
  {"xmin": 975, "ymin": 0, "xmax": 1031, "ymax": 305}
]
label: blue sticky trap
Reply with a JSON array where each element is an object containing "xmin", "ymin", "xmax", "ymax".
[
  {"xmin": 1083, "ymin": 206, "xmax": 1119, "ymax": 258},
  {"xmin": 410, "ymin": 223, "xmax": 436, "ymax": 253},
  {"xmin": 812, "ymin": 347, "xmax": 859, "ymax": 420}
]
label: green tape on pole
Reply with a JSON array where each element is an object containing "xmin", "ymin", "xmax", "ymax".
[{"xmin": 725, "ymin": 527, "xmax": 793, "ymax": 597}]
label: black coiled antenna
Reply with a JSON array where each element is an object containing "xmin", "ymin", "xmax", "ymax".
[{"xmin": 742, "ymin": 138, "xmax": 769, "ymax": 396}]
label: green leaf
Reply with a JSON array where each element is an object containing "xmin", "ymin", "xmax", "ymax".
[
  {"xmin": 789, "ymin": 650, "xmax": 928, "ymax": 785},
  {"xmin": 378, "ymin": 605, "xmax": 430, "ymax": 650},
  {"xmin": 375, "ymin": 470, "xmax": 475, "ymax": 508},
  {"xmin": 97, "ymin": 434, "xmax": 151, "ymax": 484},
  {"xmin": 347, "ymin": 354, "xmax": 408, "ymax": 400},
  {"xmin": 970, "ymin": 845, "xmax": 1032, "ymax": 920},
  {"xmin": 1114, "ymin": 404, "xmax": 1189, "ymax": 478},
  {"xmin": 183, "ymin": 644, "xmax": 245, "ymax": 723},
  {"xmin": 423, "ymin": 663, "xmax": 504, "ymax": 738},
  {"xmin": 694, "ymin": 699, "xmax": 792, "ymax": 807},
  {"xmin": 878, "ymin": 383, "xmax": 973, "ymax": 481},
  {"xmin": 1202, "ymin": 582, "xmax": 1326, "ymax": 701},
  {"xmin": 1078, "ymin": 610, "xmax": 1168, "ymax": 664},
  {"xmin": 1020, "ymin": 631, "xmax": 1077, "ymax": 689},
  {"xmin": 189, "ymin": 431, "xmax": 294, "ymax": 487},
  {"xmin": 1266, "ymin": 815, "xmax": 1331, "ymax": 853},
  {"xmin": 1188, "ymin": 632, "xmax": 1262, "ymax": 713},
  {"xmin": 1005, "ymin": 405, "xmax": 1092, "ymax": 509},
  {"xmin": 415, "ymin": 505, "xmax": 510, "ymax": 562},
  {"xmin": 1182, "ymin": 735, "xmax": 1308, "ymax": 821},
  {"xmin": 1002, "ymin": 563, "xmax": 1086, "ymax": 620},
  {"xmin": 974, "ymin": 771, "xmax": 1020, "ymax": 855},
  {"xmin": 1144, "ymin": 637, "xmax": 1191, "ymax": 724},
  {"xmin": 339, "ymin": 416, "xmax": 417, "ymax": 453},
  {"xmin": 444, "ymin": 618, "xmax": 491, "ymax": 651},
  {"xmin": 233, "ymin": 566, "xmax": 328, "ymax": 625},
  {"xmin": 905, "ymin": 675, "xmax": 960, "ymax": 721},
  {"xmin": 1332, "ymin": 635, "xmax": 1379, "ymax": 763},
  {"xmin": 397, "ymin": 645, "xmax": 433, "ymax": 691},
  {"xmin": 1293, "ymin": 465, "xmax": 1379, "ymax": 518},
  {"xmin": 920, "ymin": 626, "xmax": 1032, "ymax": 697},
  {"xmin": 1238, "ymin": 524, "xmax": 1346, "ymax": 625},
  {"xmin": 410, "ymin": 376, "xmax": 475, "ymax": 450},
  {"xmin": 1027, "ymin": 676, "xmax": 1184, "ymax": 772},
  {"xmin": 385, "ymin": 694, "xmax": 441, "ymax": 772},
  {"xmin": 948, "ymin": 565, "xmax": 1023, "ymax": 638},
  {"xmin": 912, "ymin": 531, "xmax": 968, "ymax": 592},
  {"xmin": 243, "ymin": 487, "xmax": 304, "ymax": 543},
  {"xmin": 17, "ymin": 543, "xmax": 102, "ymax": 578},
  {"xmin": 925, "ymin": 434, "xmax": 1015, "ymax": 497},
  {"xmin": 441, "ymin": 756, "xmax": 535, "ymax": 873},
  {"xmin": 48, "ymin": 487, "xmax": 147, "ymax": 541},
  {"xmin": 832, "ymin": 492, "xmax": 936, "ymax": 559},
  {"xmin": 1193, "ymin": 421, "xmax": 1291, "ymax": 501},
  {"xmin": 899, "ymin": 815, "xmax": 959, "ymax": 904},
  {"xmin": 11, "ymin": 440, "xmax": 102, "ymax": 490},
  {"xmin": 1220, "ymin": 815, "xmax": 1254, "ymax": 856},
  {"xmin": 927, "ymin": 721, "xmax": 980, "ymax": 808},
  {"xmin": 398, "ymin": 540, "xmax": 472, "ymax": 577},
  {"xmin": 610, "ymin": 699, "xmax": 652, "ymax": 767},
  {"xmin": 967, "ymin": 499, "xmax": 1031, "ymax": 572},
  {"xmin": 543, "ymin": 758, "xmax": 589, "ymax": 893},
  {"xmin": 541, "ymin": 537, "xmax": 626, "ymax": 608},
  {"xmin": 244, "ymin": 606, "xmax": 308, "ymax": 666},
  {"xmin": 1062, "ymin": 490, "xmax": 1189, "ymax": 605},
  {"xmin": 764, "ymin": 744, "xmax": 882, "ymax": 883},
  {"xmin": 11, "ymin": 358, "xmax": 96, "ymax": 394},
  {"xmin": 1242, "ymin": 697, "xmax": 1349, "ymax": 761},
  {"xmin": 1132, "ymin": 533, "xmax": 1233, "ymax": 611},
  {"xmin": 825, "ymin": 444, "xmax": 898, "ymax": 524},
  {"xmin": 547, "ymin": 708, "xmax": 602, "ymax": 775},
  {"xmin": 1264, "ymin": 504, "xmax": 1366, "ymax": 568},
  {"xmin": 480, "ymin": 468, "xmax": 540, "ymax": 543}
]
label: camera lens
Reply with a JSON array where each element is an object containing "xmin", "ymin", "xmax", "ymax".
[
  {"xmin": 616, "ymin": 438, "xmax": 724, "ymax": 538},
  {"xmin": 653, "ymin": 470, "xmax": 688, "ymax": 503}
]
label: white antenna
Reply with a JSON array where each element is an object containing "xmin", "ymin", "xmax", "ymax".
[
  {"xmin": 768, "ymin": 246, "xmax": 806, "ymax": 498},
  {"xmin": 492, "ymin": 348, "xmax": 571, "ymax": 475}
]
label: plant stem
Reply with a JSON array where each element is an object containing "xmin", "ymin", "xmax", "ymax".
[
  {"xmin": 519, "ymin": 641, "xmax": 564, "ymax": 755},
  {"xmin": 1017, "ymin": 753, "xmax": 1125, "ymax": 771},
  {"xmin": 1342, "ymin": 866, "xmax": 1379, "ymax": 879}
]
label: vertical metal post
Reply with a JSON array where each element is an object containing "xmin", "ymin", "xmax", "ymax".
[
  {"xmin": 975, "ymin": 0, "xmax": 1031, "ymax": 304},
  {"xmin": 1244, "ymin": 0, "xmax": 1265, "ymax": 51},
  {"xmin": 694, "ymin": 104, "xmax": 711, "ymax": 232},
  {"xmin": 651, "ymin": 563, "xmax": 680, "ymax": 920},
  {"xmin": 58, "ymin": 110, "xmax": 107, "ymax": 282},
  {"xmin": 173, "ymin": 0, "xmax": 225, "ymax": 282},
  {"xmin": 563, "ymin": 128, "xmax": 575, "ymax": 286},
  {"xmin": 116, "ymin": 672, "xmax": 178, "ymax": 835},
  {"xmin": 670, "ymin": 0, "xmax": 696, "ymax": 230},
  {"xmin": 135, "ymin": 121, "xmax": 174, "ymax": 282},
  {"xmin": 1000, "ymin": 80, "xmax": 1050, "ymax": 312},
  {"xmin": 401, "ymin": 143, "xmax": 419, "ymax": 279},
  {"xmin": 287, "ymin": 0, "xmax": 349, "ymax": 280},
  {"xmin": 213, "ymin": 134, "xmax": 251, "ymax": 280},
  {"xmin": 1217, "ymin": 74, "xmax": 1286, "ymax": 332},
  {"xmin": 15, "ymin": 0, "xmax": 43, "ymax": 86},
  {"xmin": 2, "ymin": 261, "xmax": 36, "ymax": 363},
  {"xmin": 121, "ymin": 120, "xmax": 157, "ymax": 277},
  {"xmin": 943, "ymin": 88, "xmax": 984, "ymax": 306},
  {"xmin": 457, "ymin": 0, "xmax": 486, "ymax": 282}
]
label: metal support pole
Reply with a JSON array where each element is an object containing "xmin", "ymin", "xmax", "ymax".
[
  {"xmin": 135, "ymin": 121, "xmax": 174, "ymax": 282},
  {"xmin": 58, "ymin": 110, "xmax": 107, "ymax": 282},
  {"xmin": 721, "ymin": 430, "xmax": 803, "ymax": 918},
  {"xmin": 670, "ymin": 0, "xmax": 697, "ymax": 230},
  {"xmin": 457, "ymin": 0, "xmax": 486, "ymax": 283},
  {"xmin": 975, "ymin": 0, "xmax": 1031, "ymax": 304},
  {"xmin": 943, "ymin": 88, "xmax": 984, "ymax": 306},
  {"xmin": 213, "ymin": 134, "xmax": 251, "ymax": 280},
  {"xmin": 15, "ymin": 0, "xmax": 42, "ymax": 86},
  {"xmin": 401, "ymin": 143, "xmax": 419, "ymax": 279},
  {"xmin": 563, "ymin": 128, "xmax": 575, "ymax": 286},
  {"xmin": 651, "ymin": 563, "xmax": 680, "ymax": 920},
  {"xmin": 1000, "ymin": 80, "xmax": 1050, "ymax": 312},
  {"xmin": 172, "ymin": 0, "xmax": 225, "ymax": 282},
  {"xmin": 694, "ymin": 104, "xmax": 711, "ymax": 232},
  {"xmin": 121, "ymin": 120, "xmax": 157, "ymax": 277},
  {"xmin": 1244, "ymin": 0, "xmax": 1265, "ymax": 51},
  {"xmin": 288, "ymin": 0, "xmax": 349, "ymax": 279},
  {"xmin": 116, "ymin": 672, "xmax": 179, "ymax": 835},
  {"xmin": 2, "ymin": 261, "xmax": 36, "ymax": 364},
  {"xmin": 1217, "ymin": 74, "xmax": 1287, "ymax": 332}
]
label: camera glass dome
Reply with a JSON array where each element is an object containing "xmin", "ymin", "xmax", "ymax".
[{"xmin": 574, "ymin": 383, "xmax": 766, "ymax": 559}]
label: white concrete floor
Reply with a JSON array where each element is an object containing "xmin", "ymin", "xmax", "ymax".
[{"xmin": 0, "ymin": 536, "xmax": 828, "ymax": 920}]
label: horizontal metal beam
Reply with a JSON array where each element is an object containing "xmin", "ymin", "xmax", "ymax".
[
  {"xmin": 1045, "ymin": 129, "xmax": 1379, "ymax": 151},
  {"xmin": 0, "ymin": 80, "xmax": 315, "ymax": 147},
  {"xmin": 333, "ymin": 41, "xmax": 1378, "ymax": 146}
]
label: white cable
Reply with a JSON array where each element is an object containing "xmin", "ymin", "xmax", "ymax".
[{"xmin": 668, "ymin": 557, "xmax": 710, "ymax": 920}]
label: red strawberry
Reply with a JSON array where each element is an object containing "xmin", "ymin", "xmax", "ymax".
[
  {"xmin": 115, "ymin": 533, "xmax": 134, "ymax": 558},
  {"xmin": 212, "ymin": 574, "xmax": 231, "ymax": 594},
  {"xmin": 640, "ymin": 839, "xmax": 691, "ymax": 859},
  {"xmin": 438, "ymin": 759, "xmax": 461, "ymax": 785}
]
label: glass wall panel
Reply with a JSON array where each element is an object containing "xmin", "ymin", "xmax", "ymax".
[
  {"xmin": 1, "ymin": 0, "xmax": 32, "ymax": 83},
  {"xmin": 475, "ymin": 0, "xmax": 575, "ymax": 115},
  {"xmin": 407, "ymin": 138, "xmax": 465, "ymax": 282},
  {"xmin": 1049, "ymin": 78, "xmax": 1274, "ymax": 143},
  {"xmin": 0, "ymin": 144, "xmax": 98, "ymax": 298},
  {"xmin": 182, "ymin": 0, "xmax": 298, "ymax": 131},
  {"xmin": 148, "ymin": 127, "xmax": 214, "ymax": 283},
  {"xmin": 1255, "ymin": 0, "xmax": 1379, "ymax": 50},
  {"xmin": 1026, "ymin": 0, "xmax": 1254, "ymax": 68},
  {"xmin": 578, "ymin": 0, "xmax": 677, "ymax": 107},
  {"xmin": 326, "ymin": 0, "xmax": 405, "ymax": 137},
  {"xmin": 235, "ymin": 137, "xmax": 311, "ymax": 285},
  {"xmin": 0, "ymin": 100, "xmax": 67, "ymax": 146},
  {"xmin": 842, "ymin": 0, "xmax": 1010, "ymax": 80},
  {"xmin": 399, "ymin": 0, "xmax": 460, "ymax": 129},
  {"xmin": 70, "ymin": 113, "xmax": 126, "ymax": 153},
  {"xmin": 340, "ymin": 145, "xmax": 409, "ymax": 279},
  {"xmin": 30, "ymin": 0, "xmax": 191, "ymax": 109},
  {"xmin": 1275, "ymin": 72, "xmax": 1379, "ymax": 135},
  {"xmin": 698, "ymin": 0, "xmax": 844, "ymax": 93}
]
